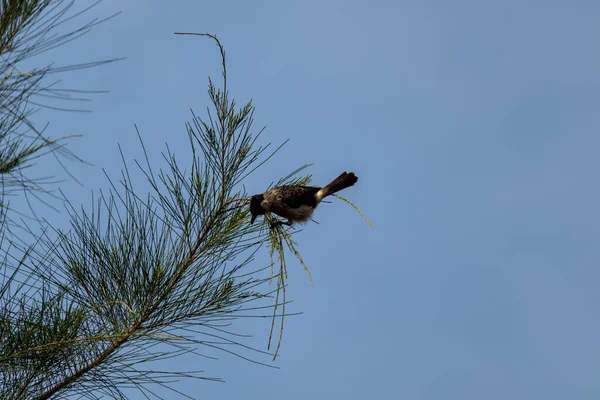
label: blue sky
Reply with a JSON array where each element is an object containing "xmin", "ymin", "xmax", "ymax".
[{"xmin": 22, "ymin": 0, "xmax": 600, "ymax": 398}]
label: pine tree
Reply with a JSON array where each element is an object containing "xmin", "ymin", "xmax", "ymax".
[{"xmin": 0, "ymin": 3, "xmax": 307, "ymax": 398}]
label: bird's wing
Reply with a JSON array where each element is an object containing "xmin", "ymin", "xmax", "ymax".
[{"xmin": 279, "ymin": 186, "xmax": 320, "ymax": 208}]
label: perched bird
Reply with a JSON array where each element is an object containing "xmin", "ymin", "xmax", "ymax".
[{"xmin": 250, "ymin": 172, "xmax": 358, "ymax": 225}]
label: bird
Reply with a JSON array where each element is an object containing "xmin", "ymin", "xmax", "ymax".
[{"xmin": 250, "ymin": 171, "xmax": 358, "ymax": 226}]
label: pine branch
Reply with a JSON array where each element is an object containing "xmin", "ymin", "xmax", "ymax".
[
  {"xmin": 8, "ymin": 32, "xmax": 288, "ymax": 398},
  {"xmin": 0, "ymin": 0, "xmax": 120, "ymax": 225}
]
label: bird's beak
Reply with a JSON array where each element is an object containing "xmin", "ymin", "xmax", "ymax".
[{"xmin": 251, "ymin": 215, "xmax": 256, "ymax": 224}]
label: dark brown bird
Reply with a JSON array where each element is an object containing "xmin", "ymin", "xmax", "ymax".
[{"xmin": 250, "ymin": 172, "xmax": 358, "ymax": 225}]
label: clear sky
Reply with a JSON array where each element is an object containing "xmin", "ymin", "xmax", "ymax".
[{"xmin": 23, "ymin": 0, "xmax": 600, "ymax": 399}]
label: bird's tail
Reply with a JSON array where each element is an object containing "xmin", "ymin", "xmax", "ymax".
[{"xmin": 316, "ymin": 172, "xmax": 358, "ymax": 202}]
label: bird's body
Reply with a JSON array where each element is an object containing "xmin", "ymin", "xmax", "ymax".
[
  {"xmin": 250, "ymin": 172, "xmax": 358, "ymax": 225},
  {"xmin": 261, "ymin": 185, "xmax": 320, "ymax": 223}
]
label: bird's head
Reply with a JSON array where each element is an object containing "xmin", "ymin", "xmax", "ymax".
[{"xmin": 249, "ymin": 194, "xmax": 265, "ymax": 223}]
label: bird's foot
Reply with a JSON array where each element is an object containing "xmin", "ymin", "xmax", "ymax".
[{"xmin": 270, "ymin": 219, "xmax": 293, "ymax": 229}]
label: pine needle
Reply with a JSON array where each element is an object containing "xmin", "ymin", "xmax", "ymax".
[{"xmin": 332, "ymin": 193, "xmax": 375, "ymax": 227}]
